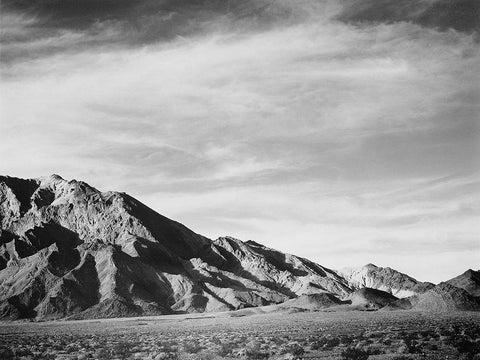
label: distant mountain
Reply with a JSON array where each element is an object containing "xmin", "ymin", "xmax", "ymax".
[
  {"xmin": 0, "ymin": 175, "xmax": 350, "ymax": 320},
  {"xmin": 445, "ymin": 269, "xmax": 480, "ymax": 297},
  {"xmin": 348, "ymin": 287, "xmax": 398, "ymax": 310},
  {"xmin": 281, "ymin": 293, "xmax": 347, "ymax": 310},
  {"xmin": 385, "ymin": 273, "xmax": 480, "ymax": 312},
  {"xmin": 413, "ymin": 282, "xmax": 480, "ymax": 311},
  {"xmin": 0, "ymin": 175, "xmax": 477, "ymax": 320},
  {"xmin": 338, "ymin": 263, "xmax": 434, "ymax": 298}
]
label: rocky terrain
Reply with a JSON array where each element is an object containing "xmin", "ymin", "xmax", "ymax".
[
  {"xmin": 385, "ymin": 282, "xmax": 480, "ymax": 312},
  {"xmin": 446, "ymin": 269, "xmax": 480, "ymax": 297},
  {"xmin": 339, "ymin": 264, "xmax": 434, "ymax": 298},
  {"xmin": 0, "ymin": 175, "xmax": 478, "ymax": 320}
]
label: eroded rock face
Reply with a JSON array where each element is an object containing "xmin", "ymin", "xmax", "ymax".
[
  {"xmin": 1, "ymin": 175, "xmax": 477, "ymax": 319},
  {"xmin": 338, "ymin": 263, "xmax": 435, "ymax": 298},
  {"xmin": 412, "ymin": 282, "xmax": 480, "ymax": 312},
  {"xmin": 0, "ymin": 175, "xmax": 353, "ymax": 320},
  {"xmin": 347, "ymin": 287, "xmax": 398, "ymax": 310},
  {"xmin": 446, "ymin": 269, "xmax": 480, "ymax": 297}
]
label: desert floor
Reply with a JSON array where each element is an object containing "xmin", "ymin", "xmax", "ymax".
[{"xmin": 0, "ymin": 310, "xmax": 479, "ymax": 359}]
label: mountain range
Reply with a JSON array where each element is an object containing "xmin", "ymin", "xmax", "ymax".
[{"xmin": 0, "ymin": 175, "xmax": 478, "ymax": 320}]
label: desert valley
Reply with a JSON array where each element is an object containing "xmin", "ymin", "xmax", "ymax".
[{"xmin": 1, "ymin": 0, "xmax": 479, "ymax": 357}]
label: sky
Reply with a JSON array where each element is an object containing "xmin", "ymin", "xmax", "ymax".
[{"xmin": 1, "ymin": 0, "xmax": 479, "ymax": 283}]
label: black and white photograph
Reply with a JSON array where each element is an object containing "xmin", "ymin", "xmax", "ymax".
[{"xmin": 0, "ymin": 0, "xmax": 479, "ymax": 359}]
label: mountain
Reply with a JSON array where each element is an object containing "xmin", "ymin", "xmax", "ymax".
[
  {"xmin": 412, "ymin": 283, "xmax": 480, "ymax": 311},
  {"xmin": 445, "ymin": 269, "xmax": 480, "ymax": 297},
  {"xmin": 0, "ymin": 175, "xmax": 351, "ymax": 320},
  {"xmin": 281, "ymin": 293, "xmax": 347, "ymax": 310},
  {"xmin": 0, "ymin": 175, "xmax": 477, "ymax": 320},
  {"xmin": 348, "ymin": 287, "xmax": 398, "ymax": 310},
  {"xmin": 338, "ymin": 263, "xmax": 434, "ymax": 298},
  {"xmin": 385, "ymin": 274, "xmax": 480, "ymax": 312}
]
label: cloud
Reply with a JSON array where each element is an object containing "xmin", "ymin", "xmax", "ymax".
[
  {"xmin": 1, "ymin": 0, "xmax": 479, "ymax": 282},
  {"xmin": 337, "ymin": 0, "xmax": 480, "ymax": 34}
]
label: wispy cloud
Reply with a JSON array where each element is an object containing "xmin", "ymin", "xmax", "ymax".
[{"xmin": 1, "ymin": 0, "xmax": 479, "ymax": 282}]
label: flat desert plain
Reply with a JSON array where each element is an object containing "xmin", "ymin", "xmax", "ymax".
[{"xmin": 1, "ymin": 310, "xmax": 479, "ymax": 359}]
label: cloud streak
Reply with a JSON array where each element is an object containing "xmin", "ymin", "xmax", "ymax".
[{"xmin": 1, "ymin": 0, "xmax": 479, "ymax": 282}]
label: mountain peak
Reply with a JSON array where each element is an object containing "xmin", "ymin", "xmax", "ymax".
[
  {"xmin": 37, "ymin": 173, "xmax": 66, "ymax": 185},
  {"xmin": 338, "ymin": 263, "xmax": 434, "ymax": 298},
  {"xmin": 0, "ymin": 175, "xmax": 352, "ymax": 320},
  {"xmin": 445, "ymin": 269, "xmax": 480, "ymax": 297},
  {"xmin": 46, "ymin": 173, "xmax": 64, "ymax": 181},
  {"xmin": 245, "ymin": 240, "xmax": 265, "ymax": 248},
  {"xmin": 0, "ymin": 175, "xmax": 477, "ymax": 319}
]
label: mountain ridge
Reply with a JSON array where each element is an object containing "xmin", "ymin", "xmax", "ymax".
[
  {"xmin": 338, "ymin": 263, "xmax": 435, "ymax": 298},
  {"xmin": 0, "ymin": 175, "xmax": 478, "ymax": 320}
]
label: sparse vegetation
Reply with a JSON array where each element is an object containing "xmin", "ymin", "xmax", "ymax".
[
  {"xmin": 340, "ymin": 346, "xmax": 370, "ymax": 360},
  {"xmin": 0, "ymin": 311, "xmax": 479, "ymax": 360}
]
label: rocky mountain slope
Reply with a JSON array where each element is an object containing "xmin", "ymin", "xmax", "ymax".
[
  {"xmin": 338, "ymin": 263, "xmax": 434, "ymax": 298},
  {"xmin": 445, "ymin": 269, "xmax": 480, "ymax": 297},
  {"xmin": 348, "ymin": 288, "xmax": 398, "ymax": 310},
  {"xmin": 385, "ymin": 282, "xmax": 480, "ymax": 312},
  {"xmin": 413, "ymin": 282, "xmax": 480, "ymax": 311},
  {"xmin": 0, "ymin": 175, "xmax": 351, "ymax": 320},
  {"xmin": 0, "ymin": 175, "xmax": 477, "ymax": 319}
]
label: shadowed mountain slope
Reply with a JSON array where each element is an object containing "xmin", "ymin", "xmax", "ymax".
[
  {"xmin": 0, "ymin": 175, "xmax": 352, "ymax": 320},
  {"xmin": 0, "ymin": 175, "xmax": 477, "ymax": 319},
  {"xmin": 413, "ymin": 282, "xmax": 480, "ymax": 311},
  {"xmin": 348, "ymin": 287, "xmax": 398, "ymax": 310},
  {"xmin": 446, "ymin": 269, "xmax": 480, "ymax": 297},
  {"xmin": 385, "ymin": 276, "xmax": 480, "ymax": 312}
]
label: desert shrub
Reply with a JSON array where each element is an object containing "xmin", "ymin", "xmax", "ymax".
[
  {"xmin": 311, "ymin": 336, "xmax": 340, "ymax": 350},
  {"xmin": 216, "ymin": 342, "xmax": 234, "ymax": 357},
  {"xmin": 13, "ymin": 348, "xmax": 33, "ymax": 357},
  {"xmin": 245, "ymin": 347, "xmax": 269, "ymax": 360},
  {"xmin": 279, "ymin": 343, "xmax": 305, "ymax": 358},
  {"xmin": 363, "ymin": 346, "xmax": 383, "ymax": 355},
  {"xmin": 33, "ymin": 352, "xmax": 56, "ymax": 360},
  {"xmin": 340, "ymin": 335, "xmax": 355, "ymax": 346},
  {"xmin": 340, "ymin": 347, "xmax": 370, "ymax": 360},
  {"xmin": 424, "ymin": 343, "xmax": 438, "ymax": 351},
  {"xmin": 194, "ymin": 351, "xmax": 217, "ymax": 360},
  {"xmin": 154, "ymin": 352, "xmax": 179, "ymax": 360},
  {"xmin": 182, "ymin": 340, "xmax": 203, "ymax": 354},
  {"xmin": 65, "ymin": 344, "xmax": 80, "ymax": 354},
  {"xmin": 112, "ymin": 342, "xmax": 132, "ymax": 359},
  {"xmin": 270, "ymin": 337, "xmax": 285, "ymax": 345},
  {"xmin": 464, "ymin": 322, "xmax": 480, "ymax": 339},
  {"xmin": 449, "ymin": 337, "xmax": 480, "ymax": 360},
  {"xmin": 290, "ymin": 344, "xmax": 305, "ymax": 357},
  {"xmin": 94, "ymin": 347, "xmax": 110, "ymax": 358},
  {"xmin": 382, "ymin": 338, "xmax": 392, "ymax": 345},
  {"xmin": 311, "ymin": 337, "xmax": 326, "ymax": 350},
  {"xmin": 404, "ymin": 339, "xmax": 422, "ymax": 354},
  {"xmin": 326, "ymin": 337, "xmax": 341, "ymax": 348},
  {"xmin": 420, "ymin": 330, "xmax": 434, "ymax": 339},
  {"xmin": 0, "ymin": 348, "xmax": 14, "ymax": 360}
]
